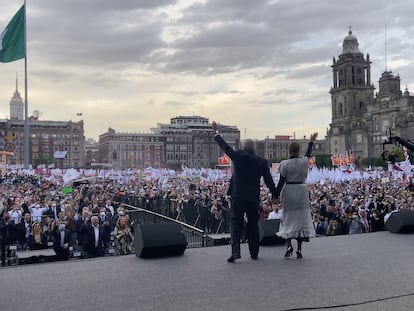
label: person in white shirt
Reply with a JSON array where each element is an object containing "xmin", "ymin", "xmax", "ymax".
[
  {"xmin": 105, "ymin": 199, "xmax": 115, "ymax": 217},
  {"xmin": 8, "ymin": 204, "xmax": 23, "ymax": 225},
  {"xmin": 29, "ymin": 202, "xmax": 49, "ymax": 223}
]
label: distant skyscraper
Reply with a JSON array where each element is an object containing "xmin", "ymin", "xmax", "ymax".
[{"xmin": 9, "ymin": 77, "xmax": 24, "ymax": 120}]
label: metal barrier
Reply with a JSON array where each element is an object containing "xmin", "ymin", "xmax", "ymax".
[
  {"xmin": 123, "ymin": 204, "xmax": 207, "ymax": 248},
  {"xmin": 0, "ymin": 206, "xmax": 208, "ymax": 266},
  {"xmin": 118, "ymin": 194, "xmax": 231, "ymax": 234}
]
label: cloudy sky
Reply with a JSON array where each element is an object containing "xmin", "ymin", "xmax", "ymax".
[{"xmin": 1, "ymin": 0, "xmax": 414, "ymax": 141}]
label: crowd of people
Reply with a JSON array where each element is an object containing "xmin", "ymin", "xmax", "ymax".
[
  {"xmin": 0, "ymin": 175, "xmax": 136, "ymax": 265},
  {"xmin": 0, "ymin": 164, "xmax": 413, "ymax": 265}
]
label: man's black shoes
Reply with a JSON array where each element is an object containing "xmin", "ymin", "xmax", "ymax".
[{"xmin": 227, "ymin": 255, "xmax": 241, "ymax": 263}]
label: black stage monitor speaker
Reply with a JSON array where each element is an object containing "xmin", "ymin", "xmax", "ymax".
[
  {"xmin": 258, "ymin": 219, "xmax": 285, "ymax": 245},
  {"xmin": 385, "ymin": 209, "xmax": 414, "ymax": 233},
  {"xmin": 134, "ymin": 222, "xmax": 187, "ymax": 258}
]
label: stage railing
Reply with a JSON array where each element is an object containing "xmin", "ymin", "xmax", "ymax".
[{"xmin": 123, "ymin": 204, "xmax": 207, "ymax": 248}]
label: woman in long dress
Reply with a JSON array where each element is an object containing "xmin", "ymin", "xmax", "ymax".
[{"xmin": 275, "ymin": 132, "xmax": 318, "ymax": 259}]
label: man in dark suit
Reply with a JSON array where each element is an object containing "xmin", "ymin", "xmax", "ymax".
[
  {"xmin": 44, "ymin": 203, "xmax": 60, "ymax": 221},
  {"xmin": 16, "ymin": 212, "xmax": 31, "ymax": 247},
  {"xmin": 212, "ymin": 121, "xmax": 278, "ymax": 262},
  {"xmin": 0, "ymin": 214, "xmax": 19, "ymax": 266},
  {"xmin": 98, "ymin": 207, "xmax": 112, "ymax": 250},
  {"xmin": 80, "ymin": 216, "xmax": 109, "ymax": 258},
  {"xmin": 52, "ymin": 219, "xmax": 72, "ymax": 261},
  {"xmin": 76, "ymin": 209, "xmax": 90, "ymax": 248}
]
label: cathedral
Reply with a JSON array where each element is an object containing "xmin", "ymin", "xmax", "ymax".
[{"xmin": 327, "ymin": 29, "xmax": 414, "ymax": 160}]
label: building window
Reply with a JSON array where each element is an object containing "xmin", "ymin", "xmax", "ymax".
[{"xmin": 382, "ymin": 120, "xmax": 389, "ymax": 132}]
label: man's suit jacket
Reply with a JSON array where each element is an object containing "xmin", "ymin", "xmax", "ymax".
[
  {"xmin": 0, "ymin": 221, "xmax": 18, "ymax": 245},
  {"xmin": 16, "ymin": 221, "xmax": 31, "ymax": 245},
  {"xmin": 44, "ymin": 207, "xmax": 59, "ymax": 220},
  {"xmin": 80, "ymin": 224, "xmax": 109, "ymax": 256},
  {"xmin": 75, "ymin": 218, "xmax": 90, "ymax": 245},
  {"xmin": 52, "ymin": 227, "xmax": 72, "ymax": 260},
  {"xmin": 98, "ymin": 214, "xmax": 114, "ymax": 231},
  {"xmin": 52, "ymin": 227, "xmax": 72, "ymax": 249},
  {"xmin": 214, "ymin": 135, "xmax": 277, "ymax": 205},
  {"xmin": 314, "ymin": 222, "xmax": 326, "ymax": 236}
]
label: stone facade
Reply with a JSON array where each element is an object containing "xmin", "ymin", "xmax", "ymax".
[
  {"xmin": 98, "ymin": 116, "xmax": 240, "ymax": 169},
  {"xmin": 0, "ymin": 119, "xmax": 85, "ymax": 168},
  {"xmin": 98, "ymin": 128, "xmax": 166, "ymax": 169},
  {"xmin": 327, "ymin": 29, "xmax": 414, "ymax": 160},
  {"xmin": 256, "ymin": 135, "xmax": 326, "ymax": 160}
]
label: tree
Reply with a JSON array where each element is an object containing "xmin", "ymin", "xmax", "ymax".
[
  {"xmin": 361, "ymin": 157, "xmax": 385, "ymax": 168},
  {"xmin": 315, "ymin": 154, "xmax": 333, "ymax": 168}
]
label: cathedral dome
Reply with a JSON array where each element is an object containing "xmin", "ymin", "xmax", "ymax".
[{"xmin": 342, "ymin": 29, "xmax": 361, "ymax": 54}]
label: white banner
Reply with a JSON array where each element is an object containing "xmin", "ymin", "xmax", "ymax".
[{"xmin": 54, "ymin": 151, "xmax": 67, "ymax": 159}]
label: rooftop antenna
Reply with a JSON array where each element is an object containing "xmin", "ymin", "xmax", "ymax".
[{"xmin": 384, "ymin": 24, "xmax": 388, "ymax": 72}]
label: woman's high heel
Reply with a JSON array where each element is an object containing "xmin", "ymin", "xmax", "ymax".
[
  {"xmin": 296, "ymin": 250, "xmax": 303, "ymax": 259},
  {"xmin": 284, "ymin": 246, "xmax": 293, "ymax": 258}
]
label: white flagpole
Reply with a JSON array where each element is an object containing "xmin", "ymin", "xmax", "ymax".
[{"xmin": 23, "ymin": 0, "xmax": 29, "ymax": 169}]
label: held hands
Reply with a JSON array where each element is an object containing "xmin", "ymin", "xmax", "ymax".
[{"xmin": 310, "ymin": 132, "xmax": 318, "ymax": 142}]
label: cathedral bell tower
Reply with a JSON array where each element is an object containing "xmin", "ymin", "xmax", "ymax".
[{"xmin": 328, "ymin": 28, "xmax": 375, "ymax": 158}]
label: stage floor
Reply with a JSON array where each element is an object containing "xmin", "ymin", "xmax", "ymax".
[{"xmin": 1, "ymin": 231, "xmax": 414, "ymax": 311}]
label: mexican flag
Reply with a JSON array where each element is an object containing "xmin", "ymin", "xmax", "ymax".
[{"xmin": 0, "ymin": 5, "xmax": 25, "ymax": 63}]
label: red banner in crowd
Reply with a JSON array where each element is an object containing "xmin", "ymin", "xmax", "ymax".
[
  {"xmin": 218, "ymin": 154, "xmax": 231, "ymax": 166},
  {"xmin": 349, "ymin": 153, "xmax": 355, "ymax": 164},
  {"xmin": 331, "ymin": 153, "xmax": 355, "ymax": 166},
  {"xmin": 308, "ymin": 156, "xmax": 316, "ymax": 166},
  {"xmin": 340, "ymin": 155, "xmax": 349, "ymax": 166},
  {"xmin": 331, "ymin": 155, "xmax": 340, "ymax": 166}
]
